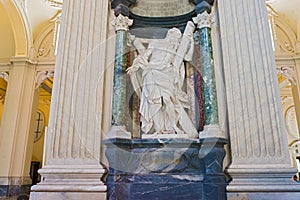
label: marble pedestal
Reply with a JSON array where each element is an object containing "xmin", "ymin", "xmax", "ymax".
[{"xmin": 104, "ymin": 137, "xmax": 227, "ymax": 200}]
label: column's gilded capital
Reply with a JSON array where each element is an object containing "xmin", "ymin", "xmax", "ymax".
[
  {"xmin": 111, "ymin": 14, "xmax": 133, "ymax": 31},
  {"xmin": 193, "ymin": 11, "xmax": 212, "ymax": 29}
]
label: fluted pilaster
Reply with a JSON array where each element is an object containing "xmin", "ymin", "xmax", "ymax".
[
  {"xmin": 218, "ymin": 0, "xmax": 300, "ymax": 195},
  {"xmin": 30, "ymin": 0, "xmax": 109, "ymax": 199},
  {"xmin": 0, "ymin": 57, "xmax": 38, "ymax": 197}
]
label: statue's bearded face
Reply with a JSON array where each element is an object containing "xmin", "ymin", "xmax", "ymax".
[{"xmin": 166, "ymin": 28, "xmax": 182, "ymax": 49}]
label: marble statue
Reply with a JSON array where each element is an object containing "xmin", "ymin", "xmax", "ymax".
[{"xmin": 127, "ymin": 21, "xmax": 198, "ymax": 138}]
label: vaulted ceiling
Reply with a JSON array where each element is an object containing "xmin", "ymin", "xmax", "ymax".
[{"xmin": 267, "ymin": 0, "xmax": 300, "ymax": 36}]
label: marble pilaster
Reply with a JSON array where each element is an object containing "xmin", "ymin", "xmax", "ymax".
[
  {"xmin": 0, "ymin": 57, "xmax": 38, "ymax": 197},
  {"xmin": 30, "ymin": 0, "xmax": 109, "ymax": 199},
  {"xmin": 217, "ymin": 0, "xmax": 300, "ymax": 197},
  {"xmin": 291, "ymin": 57, "xmax": 300, "ymax": 136}
]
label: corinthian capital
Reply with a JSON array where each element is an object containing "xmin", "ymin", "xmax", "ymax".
[
  {"xmin": 193, "ymin": 11, "xmax": 212, "ymax": 29},
  {"xmin": 111, "ymin": 14, "xmax": 133, "ymax": 31}
]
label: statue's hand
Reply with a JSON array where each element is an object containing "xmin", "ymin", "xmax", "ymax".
[
  {"xmin": 126, "ymin": 65, "xmax": 139, "ymax": 74},
  {"xmin": 127, "ymin": 33, "xmax": 136, "ymax": 47}
]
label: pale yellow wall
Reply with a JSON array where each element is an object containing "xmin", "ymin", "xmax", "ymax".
[
  {"xmin": 0, "ymin": 3, "xmax": 15, "ymax": 61},
  {"xmin": 31, "ymin": 96, "xmax": 51, "ymax": 164},
  {"xmin": 0, "ymin": 78, "xmax": 7, "ymax": 125},
  {"xmin": 0, "ymin": 0, "xmax": 56, "ymax": 179}
]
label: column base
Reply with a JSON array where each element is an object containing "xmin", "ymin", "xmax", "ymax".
[
  {"xmin": 226, "ymin": 165, "xmax": 300, "ymax": 199},
  {"xmin": 30, "ymin": 191, "xmax": 106, "ymax": 200},
  {"xmin": 227, "ymin": 165, "xmax": 300, "ymax": 191},
  {"xmin": 227, "ymin": 192, "xmax": 300, "ymax": 200},
  {"xmin": 30, "ymin": 165, "xmax": 107, "ymax": 200},
  {"xmin": 106, "ymin": 125, "xmax": 131, "ymax": 139},
  {"xmin": 200, "ymin": 124, "xmax": 225, "ymax": 138}
]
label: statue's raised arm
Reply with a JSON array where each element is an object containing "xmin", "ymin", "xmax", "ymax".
[{"xmin": 172, "ymin": 21, "xmax": 195, "ymax": 71}]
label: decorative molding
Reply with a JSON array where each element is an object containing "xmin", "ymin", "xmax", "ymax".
[
  {"xmin": 4, "ymin": 0, "xmax": 33, "ymax": 56},
  {"xmin": 285, "ymin": 106, "xmax": 300, "ymax": 140},
  {"xmin": 0, "ymin": 72, "xmax": 9, "ymax": 82},
  {"xmin": 281, "ymin": 95, "xmax": 293, "ymax": 103},
  {"xmin": 31, "ymin": 12, "xmax": 61, "ymax": 61},
  {"xmin": 0, "ymin": 94, "xmax": 5, "ymax": 105},
  {"xmin": 35, "ymin": 71, "xmax": 54, "ymax": 89},
  {"xmin": 267, "ymin": 3, "xmax": 279, "ymax": 46},
  {"xmin": 111, "ymin": 14, "xmax": 133, "ymax": 31},
  {"xmin": 266, "ymin": 4, "xmax": 300, "ymax": 55},
  {"xmin": 19, "ymin": 0, "xmax": 27, "ymax": 11},
  {"xmin": 39, "ymin": 98, "xmax": 51, "ymax": 106},
  {"xmin": 273, "ymin": 18, "xmax": 297, "ymax": 55},
  {"xmin": 193, "ymin": 11, "xmax": 212, "ymax": 29},
  {"xmin": 41, "ymin": 0, "xmax": 63, "ymax": 8},
  {"xmin": 277, "ymin": 66, "xmax": 296, "ymax": 86}
]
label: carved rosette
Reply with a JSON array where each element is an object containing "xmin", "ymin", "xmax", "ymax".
[
  {"xmin": 111, "ymin": 14, "xmax": 133, "ymax": 31},
  {"xmin": 193, "ymin": 11, "xmax": 212, "ymax": 29}
]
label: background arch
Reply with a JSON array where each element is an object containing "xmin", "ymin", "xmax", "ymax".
[{"xmin": 0, "ymin": 0, "xmax": 32, "ymax": 57}]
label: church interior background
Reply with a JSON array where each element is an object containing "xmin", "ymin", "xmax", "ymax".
[{"xmin": 1, "ymin": 0, "xmax": 300, "ymax": 199}]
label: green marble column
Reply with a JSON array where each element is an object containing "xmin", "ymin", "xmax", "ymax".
[
  {"xmin": 111, "ymin": 14, "xmax": 133, "ymax": 126},
  {"xmin": 193, "ymin": 11, "xmax": 219, "ymax": 126},
  {"xmin": 112, "ymin": 30, "xmax": 127, "ymax": 125}
]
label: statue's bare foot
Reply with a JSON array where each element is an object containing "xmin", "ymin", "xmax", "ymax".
[
  {"xmin": 162, "ymin": 129, "xmax": 175, "ymax": 134},
  {"xmin": 173, "ymin": 127, "xmax": 184, "ymax": 134}
]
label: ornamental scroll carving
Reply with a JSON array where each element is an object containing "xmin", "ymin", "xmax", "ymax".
[{"xmin": 35, "ymin": 71, "xmax": 54, "ymax": 89}]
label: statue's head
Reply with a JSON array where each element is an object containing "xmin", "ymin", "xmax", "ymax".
[{"xmin": 166, "ymin": 28, "xmax": 182, "ymax": 48}]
